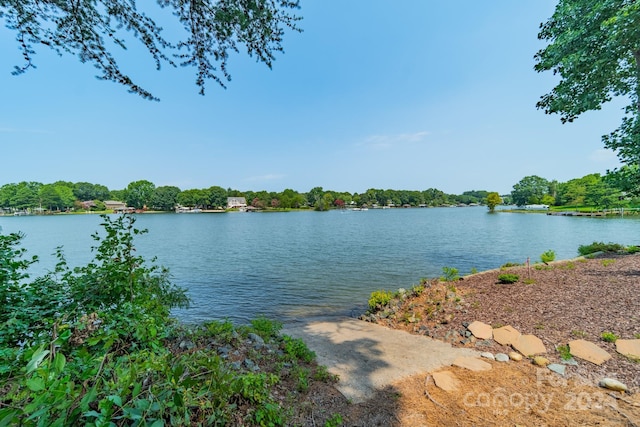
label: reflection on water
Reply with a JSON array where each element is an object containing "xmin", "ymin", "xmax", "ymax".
[{"xmin": 2, "ymin": 208, "xmax": 638, "ymax": 324}]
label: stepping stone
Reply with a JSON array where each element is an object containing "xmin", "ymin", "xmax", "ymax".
[
  {"xmin": 452, "ymin": 356, "xmax": 492, "ymax": 372},
  {"xmin": 468, "ymin": 321, "xmax": 493, "ymax": 340},
  {"xmin": 568, "ymin": 339, "xmax": 611, "ymax": 365},
  {"xmin": 493, "ymin": 325, "xmax": 521, "ymax": 346},
  {"xmin": 615, "ymin": 339, "xmax": 640, "ymax": 360},
  {"xmin": 432, "ymin": 371, "xmax": 461, "ymax": 391},
  {"xmin": 512, "ymin": 334, "xmax": 546, "ymax": 356}
]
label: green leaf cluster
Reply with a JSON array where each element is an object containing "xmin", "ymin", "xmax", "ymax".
[{"xmin": 0, "ymin": 214, "xmax": 329, "ymax": 426}]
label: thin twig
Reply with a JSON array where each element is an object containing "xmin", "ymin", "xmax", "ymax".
[
  {"xmin": 607, "ymin": 403, "xmax": 639, "ymax": 427},
  {"xmin": 424, "ymin": 375, "xmax": 447, "ymax": 410},
  {"xmin": 608, "ymin": 392, "xmax": 640, "ymax": 407}
]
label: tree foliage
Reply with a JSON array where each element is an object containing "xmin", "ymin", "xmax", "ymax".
[
  {"xmin": 486, "ymin": 192, "xmax": 501, "ymax": 212},
  {"xmin": 0, "ymin": 0, "xmax": 302, "ymax": 100},
  {"xmin": 511, "ymin": 175, "xmax": 551, "ymax": 206},
  {"xmin": 535, "ymin": 0, "xmax": 640, "ymax": 193}
]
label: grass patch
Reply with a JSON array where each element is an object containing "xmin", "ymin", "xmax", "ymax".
[
  {"xmin": 497, "ymin": 273, "xmax": 519, "ymax": 284},
  {"xmin": 601, "ymin": 259, "xmax": 616, "ymax": 267},
  {"xmin": 557, "ymin": 344, "xmax": 572, "ymax": 360},
  {"xmin": 500, "ymin": 262, "xmax": 523, "ymax": 269},
  {"xmin": 559, "ymin": 262, "xmax": 575, "ymax": 270},
  {"xmin": 572, "ymin": 330, "xmax": 587, "ymax": 338},
  {"xmin": 601, "ymin": 331, "xmax": 619, "ymax": 343}
]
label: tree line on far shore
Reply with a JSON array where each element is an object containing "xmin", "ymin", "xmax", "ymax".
[{"xmin": 0, "ymin": 171, "xmax": 637, "ymax": 214}]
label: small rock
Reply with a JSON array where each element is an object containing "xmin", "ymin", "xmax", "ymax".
[
  {"xmin": 547, "ymin": 364, "xmax": 566, "ymax": 376},
  {"xmin": 495, "ymin": 353, "xmax": 509, "ymax": 362},
  {"xmin": 480, "ymin": 352, "xmax": 495, "ymax": 361},
  {"xmin": 475, "ymin": 339, "xmax": 493, "ymax": 347},
  {"xmin": 599, "ymin": 378, "xmax": 628, "ymax": 392},
  {"xmin": 560, "ymin": 357, "xmax": 578, "ymax": 366},
  {"xmin": 244, "ymin": 358, "xmax": 260, "ymax": 371},
  {"xmin": 508, "ymin": 352, "xmax": 523, "ymax": 361},
  {"xmin": 462, "ymin": 321, "xmax": 470, "ymax": 328},
  {"xmin": 533, "ymin": 356, "xmax": 550, "ymax": 367},
  {"xmin": 179, "ymin": 340, "xmax": 195, "ymax": 350},
  {"xmin": 248, "ymin": 333, "xmax": 265, "ymax": 349}
]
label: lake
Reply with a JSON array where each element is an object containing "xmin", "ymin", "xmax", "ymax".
[{"xmin": 1, "ymin": 207, "xmax": 638, "ymax": 324}]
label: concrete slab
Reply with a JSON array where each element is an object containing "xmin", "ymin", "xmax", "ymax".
[{"xmin": 283, "ymin": 317, "xmax": 478, "ymax": 403}]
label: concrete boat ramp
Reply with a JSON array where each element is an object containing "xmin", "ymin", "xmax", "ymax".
[{"xmin": 283, "ymin": 317, "xmax": 478, "ymax": 403}]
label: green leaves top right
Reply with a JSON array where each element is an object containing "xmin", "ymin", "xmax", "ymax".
[{"xmin": 536, "ymin": 0, "xmax": 640, "ymax": 190}]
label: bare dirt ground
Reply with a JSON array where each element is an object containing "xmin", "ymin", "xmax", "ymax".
[{"xmin": 291, "ymin": 253, "xmax": 640, "ymax": 426}]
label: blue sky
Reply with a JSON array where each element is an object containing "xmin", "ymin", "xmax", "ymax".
[{"xmin": 0, "ymin": 1, "xmax": 623, "ymax": 195}]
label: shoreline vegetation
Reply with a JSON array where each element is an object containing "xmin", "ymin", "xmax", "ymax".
[
  {"xmin": 2, "ymin": 214, "xmax": 638, "ymax": 425},
  {"xmin": 1, "ymin": 171, "xmax": 638, "ymax": 217}
]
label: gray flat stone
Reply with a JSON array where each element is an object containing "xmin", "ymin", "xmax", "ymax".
[
  {"xmin": 569, "ymin": 339, "xmax": 611, "ymax": 365},
  {"xmin": 547, "ymin": 363, "xmax": 566, "ymax": 376}
]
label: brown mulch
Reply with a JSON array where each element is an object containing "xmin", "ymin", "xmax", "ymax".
[
  {"xmin": 377, "ymin": 252, "xmax": 640, "ymax": 394},
  {"xmin": 330, "ymin": 253, "xmax": 640, "ymax": 426}
]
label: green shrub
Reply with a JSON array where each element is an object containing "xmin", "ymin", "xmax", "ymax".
[
  {"xmin": 626, "ymin": 245, "xmax": 640, "ymax": 254},
  {"xmin": 497, "ymin": 274, "xmax": 519, "ymax": 284},
  {"xmin": 440, "ymin": 266, "xmax": 459, "ymax": 282},
  {"xmin": 540, "ymin": 249, "xmax": 556, "ymax": 263},
  {"xmin": 251, "ymin": 316, "xmax": 283, "ymax": 340},
  {"xmin": 0, "ymin": 215, "xmax": 302, "ymax": 426},
  {"xmin": 282, "ymin": 336, "xmax": 316, "ymax": 363},
  {"xmin": 578, "ymin": 241, "xmax": 625, "ymax": 256},
  {"xmin": 601, "ymin": 331, "xmax": 619, "ymax": 342},
  {"xmin": 368, "ymin": 290, "xmax": 393, "ymax": 311}
]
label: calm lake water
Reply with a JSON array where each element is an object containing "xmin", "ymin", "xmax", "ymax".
[{"xmin": 1, "ymin": 208, "xmax": 638, "ymax": 324}]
